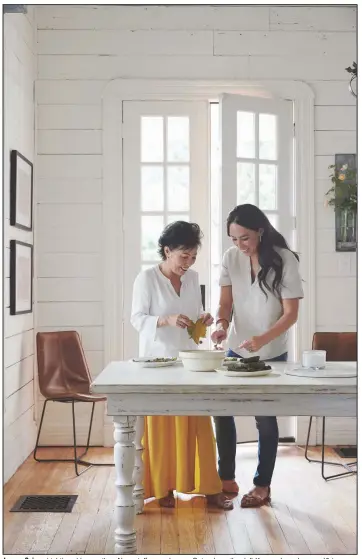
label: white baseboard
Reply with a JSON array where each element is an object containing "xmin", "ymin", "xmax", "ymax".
[
  {"xmin": 104, "ymin": 423, "xmax": 114, "ymax": 447},
  {"xmin": 296, "ymin": 416, "xmax": 356, "ymax": 446},
  {"xmin": 316, "ymin": 417, "xmax": 356, "ymax": 446}
]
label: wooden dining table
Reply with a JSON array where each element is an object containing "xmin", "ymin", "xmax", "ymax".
[{"xmin": 91, "ymin": 360, "xmax": 356, "ymax": 554}]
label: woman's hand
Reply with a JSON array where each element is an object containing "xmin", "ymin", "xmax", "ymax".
[
  {"xmin": 164, "ymin": 314, "xmax": 192, "ymax": 329},
  {"xmin": 238, "ymin": 301, "xmax": 299, "ymax": 353},
  {"xmin": 238, "ymin": 335, "xmax": 266, "ymax": 353},
  {"xmin": 211, "ymin": 324, "xmax": 228, "ymax": 346},
  {"xmin": 200, "ymin": 313, "xmax": 214, "ymax": 326}
]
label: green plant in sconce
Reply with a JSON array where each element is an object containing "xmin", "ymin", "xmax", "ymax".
[{"xmin": 325, "ymin": 163, "xmax": 357, "ymax": 213}]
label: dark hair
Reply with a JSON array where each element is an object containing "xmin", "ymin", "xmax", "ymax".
[
  {"xmin": 227, "ymin": 204, "xmax": 299, "ymax": 298},
  {"xmin": 158, "ymin": 221, "xmax": 203, "ymax": 260}
]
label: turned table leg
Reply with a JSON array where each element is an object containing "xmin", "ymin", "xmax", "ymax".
[
  {"xmin": 133, "ymin": 415, "xmax": 145, "ymax": 514},
  {"xmin": 113, "ymin": 415, "xmax": 137, "ymax": 554}
]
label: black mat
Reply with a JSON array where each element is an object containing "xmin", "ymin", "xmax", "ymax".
[
  {"xmin": 333, "ymin": 447, "xmax": 357, "ymax": 459},
  {"xmin": 10, "ymin": 494, "xmax": 78, "ymax": 513}
]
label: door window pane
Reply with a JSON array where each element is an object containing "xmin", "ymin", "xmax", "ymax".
[
  {"xmin": 237, "ymin": 162, "xmax": 255, "ymax": 204},
  {"xmin": 141, "ymin": 116, "xmax": 163, "ymax": 162},
  {"xmin": 167, "ymin": 166, "xmax": 190, "ymax": 211},
  {"xmin": 141, "ymin": 166, "xmax": 164, "ymax": 211},
  {"xmin": 265, "ymin": 213, "xmax": 278, "ymax": 230},
  {"xmin": 237, "ymin": 111, "xmax": 255, "ymax": 158},
  {"xmin": 167, "ymin": 117, "xmax": 189, "ymax": 162},
  {"xmin": 141, "ymin": 215, "xmax": 164, "ymax": 261},
  {"xmin": 167, "ymin": 214, "xmax": 189, "ymax": 225},
  {"xmin": 259, "ymin": 114, "xmax": 277, "ymax": 160},
  {"xmin": 142, "ymin": 263, "xmax": 156, "ymax": 271},
  {"xmin": 259, "ymin": 164, "xmax": 277, "ymax": 210}
]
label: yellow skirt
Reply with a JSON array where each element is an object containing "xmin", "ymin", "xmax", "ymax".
[{"xmin": 142, "ymin": 415, "xmax": 222, "ymax": 499}]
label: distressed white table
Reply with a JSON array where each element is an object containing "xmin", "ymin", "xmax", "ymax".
[{"xmin": 91, "ymin": 360, "xmax": 356, "ymax": 554}]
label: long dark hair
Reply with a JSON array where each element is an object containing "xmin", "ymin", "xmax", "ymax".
[{"xmin": 227, "ymin": 204, "xmax": 299, "ymax": 298}]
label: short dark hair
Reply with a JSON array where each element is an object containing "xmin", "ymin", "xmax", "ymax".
[{"xmin": 158, "ymin": 221, "xmax": 203, "ymax": 260}]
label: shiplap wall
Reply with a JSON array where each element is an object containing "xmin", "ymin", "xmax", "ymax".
[
  {"xmin": 4, "ymin": 8, "xmax": 37, "ymax": 482},
  {"xmin": 35, "ymin": 5, "xmax": 356, "ymax": 445}
]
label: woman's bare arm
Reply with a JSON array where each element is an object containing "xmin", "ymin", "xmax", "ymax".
[{"xmin": 215, "ymin": 285, "xmax": 233, "ymax": 329}]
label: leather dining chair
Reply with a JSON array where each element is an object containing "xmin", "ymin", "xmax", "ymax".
[
  {"xmin": 304, "ymin": 332, "xmax": 357, "ymax": 480},
  {"xmin": 34, "ymin": 331, "xmax": 113, "ymax": 476}
]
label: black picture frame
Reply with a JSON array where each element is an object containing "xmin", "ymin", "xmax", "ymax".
[
  {"xmin": 10, "ymin": 149, "xmax": 33, "ymax": 231},
  {"xmin": 10, "ymin": 240, "xmax": 33, "ymax": 315}
]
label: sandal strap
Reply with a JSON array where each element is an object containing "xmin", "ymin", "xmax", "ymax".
[
  {"xmin": 242, "ymin": 494, "xmax": 264, "ymax": 503},
  {"xmin": 241, "ymin": 487, "xmax": 271, "ymax": 507}
]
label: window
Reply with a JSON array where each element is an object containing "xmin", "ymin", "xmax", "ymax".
[
  {"xmin": 122, "ymin": 101, "xmax": 208, "ymax": 358},
  {"xmin": 140, "ymin": 116, "xmax": 190, "ymax": 268}
]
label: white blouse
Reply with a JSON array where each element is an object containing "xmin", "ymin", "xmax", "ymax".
[
  {"xmin": 131, "ymin": 265, "xmax": 203, "ymax": 358},
  {"xmin": 220, "ymin": 246, "xmax": 304, "ymax": 360}
]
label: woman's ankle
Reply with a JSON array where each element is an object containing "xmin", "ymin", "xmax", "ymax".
[{"xmin": 222, "ymin": 479, "xmax": 239, "ymax": 494}]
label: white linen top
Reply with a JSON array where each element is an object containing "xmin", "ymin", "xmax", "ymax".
[
  {"xmin": 131, "ymin": 265, "xmax": 203, "ymax": 358},
  {"xmin": 220, "ymin": 246, "xmax": 304, "ymax": 360}
]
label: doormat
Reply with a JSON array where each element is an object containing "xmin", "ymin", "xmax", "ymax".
[
  {"xmin": 10, "ymin": 494, "xmax": 78, "ymax": 513},
  {"xmin": 333, "ymin": 447, "xmax": 357, "ymax": 459}
]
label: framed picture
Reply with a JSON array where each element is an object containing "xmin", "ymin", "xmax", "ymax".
[
  {"xmin": 334, "ymin": 154, "xmax": 357, "ymax": 252},
  {"xmin": 10, "ymin": 240, "xmax": 33, "ymax": 315},
  {"xmin": 10, "ymin": 149, "xmax": 33, "ymax": 231}
]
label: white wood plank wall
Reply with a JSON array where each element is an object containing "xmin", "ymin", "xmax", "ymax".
[
  {"xmin": 4, "ymin": 7, "xmax": 37, "ymax": 482},
  {"xmin": 34, "ymin": 5, "xmax": 356, "ymax": 445}
]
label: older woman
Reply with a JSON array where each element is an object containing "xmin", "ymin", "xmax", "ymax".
[
  {"xmin": 131, "ymin": 221, "xmax": 232, "ymax": 510},
  {"xmin": 212, "ymin": 204, "xmax": 303, "ymax": 507}
]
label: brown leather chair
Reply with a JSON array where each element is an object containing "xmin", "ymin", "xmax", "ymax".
[
  {"xmin": 34, "ymin": 331, "xmax": 113, "ymax": 475},
  {"xmin": 305, "ymin": 332, "xmax": 357, "ymax": 480}
]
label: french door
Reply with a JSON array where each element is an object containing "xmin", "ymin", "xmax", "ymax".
[
  {"xmin": 122, "ymin": 101, "xmax": 209, "ymax": 360},
  {"xmin": 122, "ymin": 96, "xmax": 296, "ymax": 439},
  {"xmin": 219, "ymin": 94, "xmax": 296, "ymax": 442}
]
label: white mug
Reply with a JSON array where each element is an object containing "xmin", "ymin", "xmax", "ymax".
[{"xmin": 302, "ymin": 350, "xmax": 326, "ymax": 369}]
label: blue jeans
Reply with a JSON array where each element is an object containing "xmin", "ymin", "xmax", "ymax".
[{"xmin": 214, "ymin": 350, "xmax": 288, "ymax": 487}]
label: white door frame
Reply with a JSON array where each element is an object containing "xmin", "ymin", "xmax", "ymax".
[
  {"xmin": 102, "ymin": 79, "xmax": 315, "ymax": 446},
  {"xmin": 102, "ymin": 79, "xmax": 315, "ymax": 371}
]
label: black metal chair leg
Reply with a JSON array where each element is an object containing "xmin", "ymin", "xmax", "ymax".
[
  {"xmin": 72, "ymin": 400, "xmax": 92, "ymax": 477},
  {"xmin": 321, "ymin": 416, "xmax": 357, "ymax": 481},
  {"xmin": 304, "ymin": 416, "xmax": 313, "ymax": 462},
  {"xmin": 85, "ymin": 401, "xmax": 95, "ymax": 451},
  {"xmin": 34, "ymin": 399, "xmax": 91, "ymax": 464},
  {"xmin": 305, "ymin": 416, "xmax": 357, "ymax": 481},
  {"xmin": 75, "ymin": 401, "xmax": 113, "ymax": 472},
  {"xmin": 33, "ymin": 399, "xmax": 49, "ymax": 461},
  {"xmin": 305, "ymin": 416, "xmax": 337, "ymax": 466},
  {"xmin": 33, "ymin": 400, "xmax": 113, "ymax": 475}
]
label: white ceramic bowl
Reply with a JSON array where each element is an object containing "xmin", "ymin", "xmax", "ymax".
[{"xmin": 179, "ymin": 350, "xmax": 225, "ymax": 372}]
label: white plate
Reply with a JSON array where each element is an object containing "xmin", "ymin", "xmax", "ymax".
[
  {"xmin": 132, "ymin": 358, "xmax": 179, "ymax": 368},
  {"xmin": 216, "ymin": 367, "xmax": 272, "ymax": 377},
  {"xmin": 286, "ymin": 367, "xmax": 356, "ymax": 378}
]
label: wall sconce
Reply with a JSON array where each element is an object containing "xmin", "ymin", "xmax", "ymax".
[{"xmin": 346, "ymin": 62, "xmax": 357, "ymax": 98}]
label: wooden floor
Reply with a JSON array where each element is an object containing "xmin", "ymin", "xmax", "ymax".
[{"xmin": 4, "ymin": 444, "xmax": 357, "ymax": 554}]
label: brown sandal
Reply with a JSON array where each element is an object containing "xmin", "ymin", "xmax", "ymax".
[
  {"xmin": 206, "ymin": 493, "xmax": 234, "ymax": 511},
  {"xmin": 240, "ymin": 487, "xmax": 271, "ymax": 508},
  {"xmin": 159, "ymin": 490, "xmax": 176, "ymax": 508}
]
